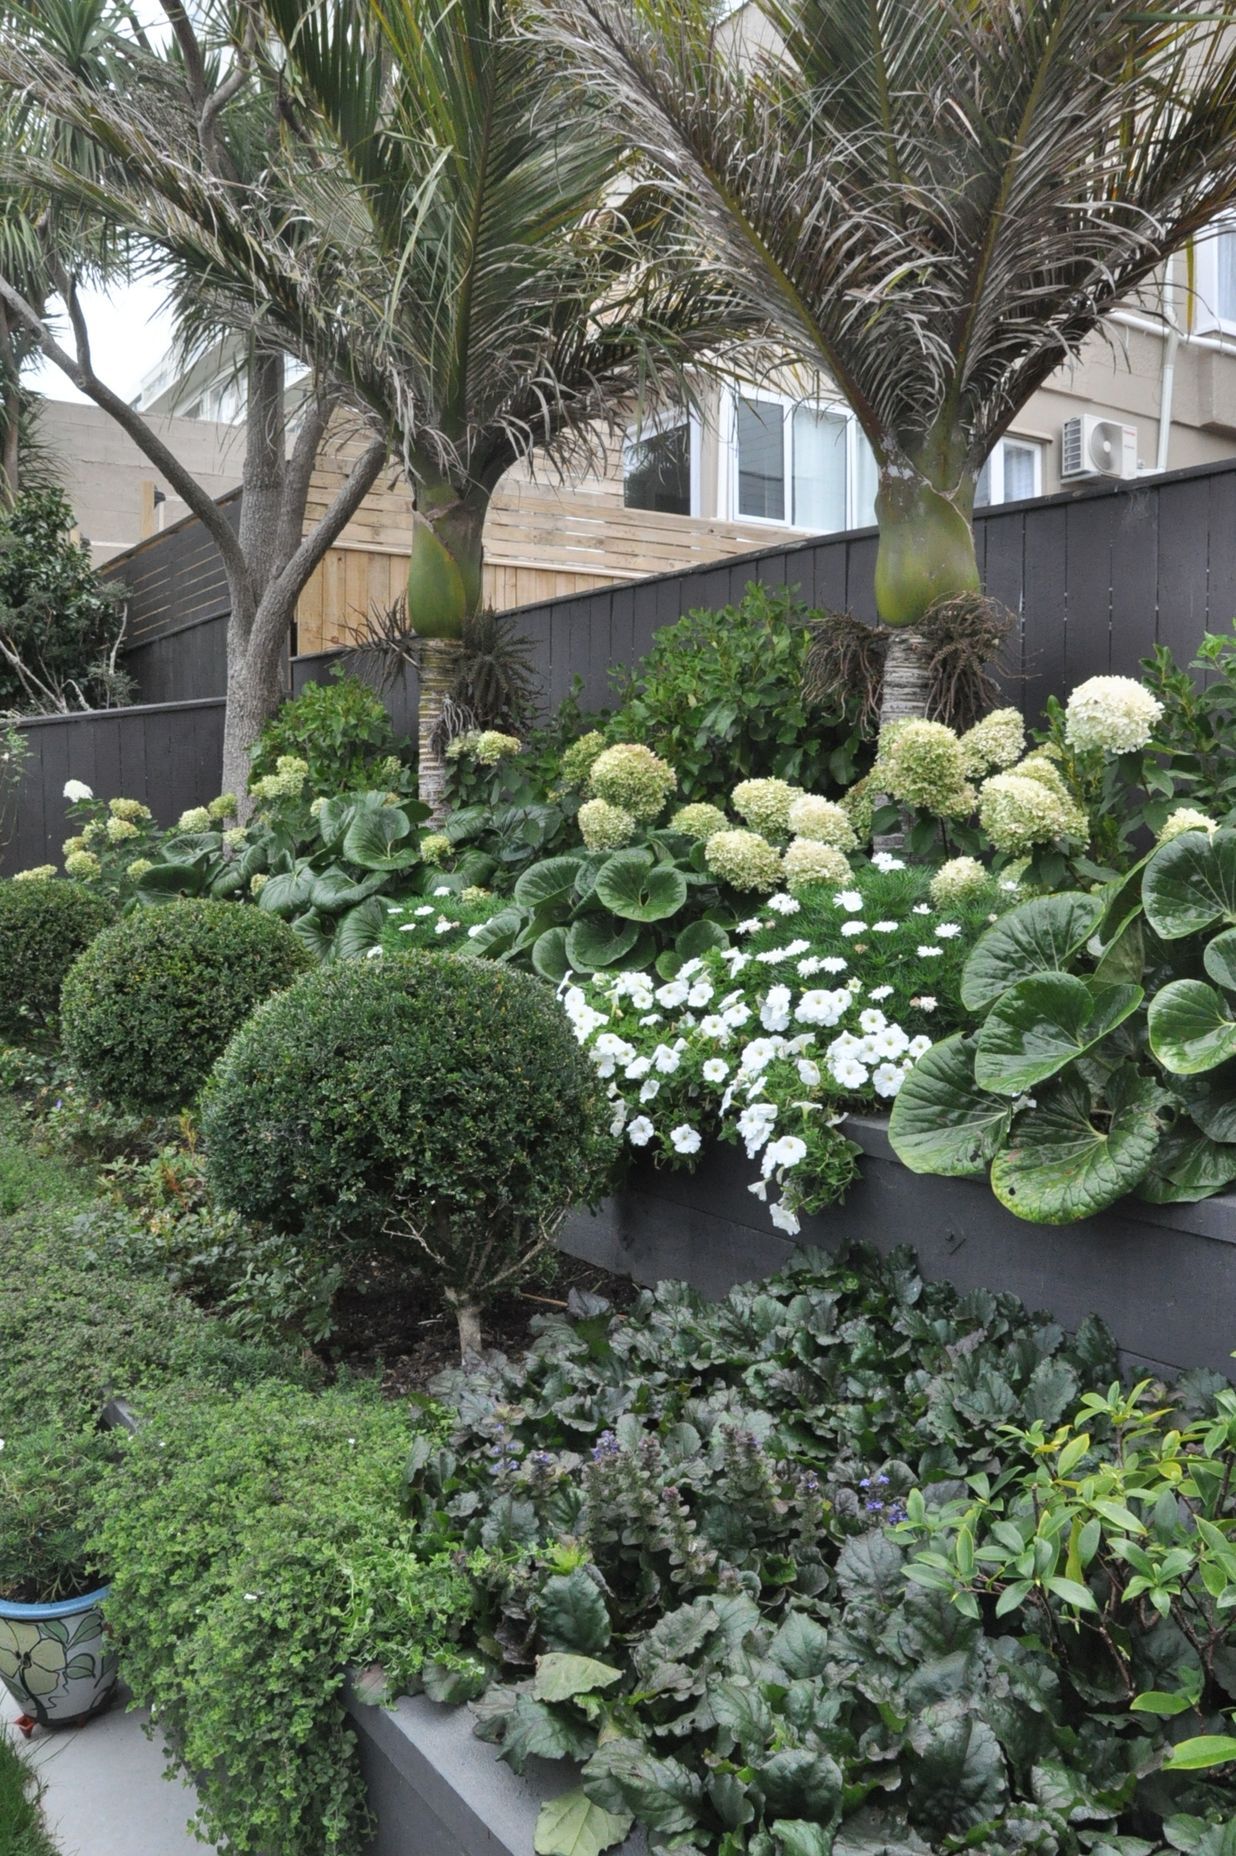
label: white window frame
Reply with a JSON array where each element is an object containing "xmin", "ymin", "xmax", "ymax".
[
  {"xmin": 622, "ymin": 407, "xmax": 702, "ymax": 519},
  {"xmin": 976, "ymin": 435, "xmax": 1045, "ymax": 507},
  {"xmin": 720, "ymin": 387, "xmax": 872, "ymax": 531},
  {"xmin": 1193, "ymin": 217, "xmax": 1236, "ymax": 337}
]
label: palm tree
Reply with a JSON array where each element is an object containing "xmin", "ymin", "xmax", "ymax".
[
  {"xmin": 1, "ymin": 0, "xmax": 747, "ymax": 814},
  {"xmin": 253, "ymin": 0, "xmax": 749, "ymax": 812},
  {"xmin": 534, "ymin": 0, "xmax": 1236, "ymax": 721}
]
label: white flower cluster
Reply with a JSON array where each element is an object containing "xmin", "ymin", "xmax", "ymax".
[
  {"xmin": 1063, "ymin": 676, "xmax": 1163, "ymax": 756},
  {"xmin": 557, "ymin": 873, "xmax": 965, "ymax": 1235}
]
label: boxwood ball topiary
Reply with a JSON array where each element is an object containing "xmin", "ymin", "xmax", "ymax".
[
  {"xmin": 200, "ymin": 955, "xmax": 611, "ymax": 1340},
  {"xmin": 60, "ymin": 899, "xmax": 311, "ymax": 1113},
  {"xmin": 0, "ymin": 877, "xmax": 113, "ymax": 1036}
]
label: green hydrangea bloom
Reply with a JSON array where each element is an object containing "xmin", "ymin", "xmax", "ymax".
[
  {"xmin": 669, "ymin": 802, "xmax": 729, "ymax": 842},
  {"xmin": 578, "ymin": 797, "xmax": 636, "ymax": 851},
  {"xmin": 959, "ymin": 708, "xmax": 1025, "ymax": 776},
  {"xmin": 785, "ymin": 794, "xmax": 857, "ymax": 850},
  {"xmin": 560, "ymin": 731, "xmax": 607, "ymax": 788},
  {"xmin": 588, "ymin": 743, "xmax": 676, "ymax": 822},
  {"xmin": 704, "ymin": 828, "xmax": 783, "ymax": 893},
  {"xmin": 731, "ymin": 778, "xmax": 805, "ymax": 838},
  {"xmin": 782, "ymin": 839, "xmax": 851, "ymax": 892},
  {"xmin": 929, "ymin": 856, "xmax": 990, "ymax": 907}
]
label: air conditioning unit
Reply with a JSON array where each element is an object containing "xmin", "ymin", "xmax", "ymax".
[{"xmin": 1060, "ymin": 415, "xmax": 1139, "ymax": 481}]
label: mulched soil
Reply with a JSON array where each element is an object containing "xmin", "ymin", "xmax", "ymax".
[{"xmin": 320, "ymin": 1250, "xmax": 637, "ymax": 1397}]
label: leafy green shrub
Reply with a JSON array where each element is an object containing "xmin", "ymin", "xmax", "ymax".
[
  {"xmin": 397, "ymin": 1248, "xmax": 1236, "ymax": 1854},
  {"xmin": 96, "ymin": 1381, "xmax": 484, "ymax": 1856},
  {"xmin": 607, "ymin": 582, "xmax": 866, "ymax": 802},
  {"xmin": 0, "ymin": 1422, "xmax": 118, "ymax": 1603},
  {"xmin": 201, "ymin": 954, "xmax": 609, "ymax": 1353},
  {"xmin": 60, "ymin": 900, "xmax": 311, "ymax": 1112},
  {"xmin": 0, "ymin": 1725, "xmax": 59, "ymax": 1856},
  {"xmin": 0, "ymin": 877, "xmax": 112, "ymax": 1038},
  {"xmin": 0, "ymin": 489, "xmax": 127, "ymax": 713},
  {"xmin": 890, "ymin": 827, "xmax": 1236, "ymax": 1221},
  {"xmin": 249, "ymin": 667, "xmax": 408, "ymax": 794}
]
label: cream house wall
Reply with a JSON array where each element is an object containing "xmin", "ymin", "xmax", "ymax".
[{"xmin": 37, "ymin": 397, "xmax": 243, "ymax": 565}]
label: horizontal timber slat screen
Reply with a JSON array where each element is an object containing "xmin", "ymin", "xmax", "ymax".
[{"xmin": 5, "ymin": 454, "xmax": 1234, "ymax": 873}]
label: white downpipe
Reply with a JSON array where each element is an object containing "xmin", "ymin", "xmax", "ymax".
[
  {"xmin": 1110, "ymin": 306, "xmax": 1236, "ymax": 358},
  {"xmin": 1156, "ymin": 317, "xmax": 1181, "ymax": 474}
]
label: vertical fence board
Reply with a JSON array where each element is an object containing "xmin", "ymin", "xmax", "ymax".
[{"xmin": 1155, "ymin": 476, "xmax": 1212, "ymax": 666}]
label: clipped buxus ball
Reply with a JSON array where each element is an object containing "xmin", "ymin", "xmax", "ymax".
[
  {"xmin": 60, "ymin": 899, "xmax": 310, "ymax": 1113},
  {"xmin": 0, "ymin": 877, "xmax": 113, "ymax": 1037},
  {"xmin": 200, "ymin": 954, "xmax": 610, "ymax": 1355}
]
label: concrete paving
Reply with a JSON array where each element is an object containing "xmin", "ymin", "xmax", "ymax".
[{"xmin": 2, "ymin": 1688, "xmax": 218, "ymax": 1855}]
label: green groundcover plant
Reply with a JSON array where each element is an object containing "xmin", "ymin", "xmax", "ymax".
[{"xmin": 394, "ymin": 1249, "xmax": 1236, "ymax": 1854}]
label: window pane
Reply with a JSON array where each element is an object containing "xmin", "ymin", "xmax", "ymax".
[
  {"xmin": 736, "ymin": 397, "xmax": 786, "ymax": 520},
  {"xmin": 1002, "ymin": 441, "xmax": 1038, "ymax": 502},
  {"xmin": 974, "ymin": 455, "xmax": 993, "ymax": 509},
  {"xmin": 624, "ymin": 422, "xmax": 691, "ymax": 515},
  {"xmin": 852, "ymin": 430, "xmax": 879, "ymax": 527},
  {"xmin": 1219, "ymin": 227, "xmax": 1236, "ymax": 323},
  {"xmin": 792, "ymin": 405, "xmax": 848, "ymax": 531}
]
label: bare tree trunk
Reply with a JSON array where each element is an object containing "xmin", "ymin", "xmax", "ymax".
[
  {"xmin": 448, "ymin": 1293, "xmax": 484, "ymax": 1362},
  {"xmin": 418, "ymin": 636, "xmax": 463, "ymax": 824},
  {"xmin": 878, "ymin": 627, "xmax": 933, "ymax": 730},
  {"xmin": 222, "ymin": 583, "xmax": 298, "ymax": 806},
  {"xmin": 0, "ymin": 308, "xmax": 21, "ymax": 502}
]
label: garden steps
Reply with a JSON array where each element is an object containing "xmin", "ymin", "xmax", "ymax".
[{"xmin": 1, "ymin": 1687, "xmax": 218, "ymax": 1856}]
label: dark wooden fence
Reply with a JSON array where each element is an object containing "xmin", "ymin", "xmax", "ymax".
[
  {"xmin": 5, "ymin": 454, "xmax": 1236, "ymax": 874},
  {"xmin": 3, "ymin": 700, "xmax": 225, "ymax": 876}
]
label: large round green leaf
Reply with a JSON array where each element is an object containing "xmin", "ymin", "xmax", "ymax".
[
  {"xmin": 1148, "ymin": 979, "xmax": 1236, "ymax": 1075},
  {"xmin": 531, "ymin": 926, "xmax": 571, "ymax": 983},
  {"xmin": 258, "ymin": 866, "xmax": 316, "ymax": 915},
  {"xmin": 990, "ymin": 1073, "xmax": 1161, "ymax": 1223},
  {"xmin": 1142, "ymin": 829, "xmax": 1236, "ymax": 940},
  {"xmin": 309, "ymin": 866, "xmax": 385, "ymax": 911},
  {"xmin": 960, "ymin": 893, "xmax": 1103, "ymax": 1015},
  {"xmin": 675, "ymin": 917, "xmax": 730, "ymax": 960},
  {"xmin": 1204, "ymin": 927, "xmax": 1236, "ymax": 992},
  {"xmin": 342, "ymin": 806, "xmax": 418, "ymax": 872},
  {"xmin": 290, "ymin": 909, "xmax": 333, "ymax": 964},
  {"xmin": 136, "ymin": 861, "xmax": 208, "ymax": 898},
  {"xmin": 460, "ymin": 907, "xmax": 521, "ymax": 958},
  {"xmin": 594, "ymin": 851, "xmax": 688, "ymax": 923},
  {"xmin": 333, "ymin": 896, "xmax": 388, "ymax": 960},
  {"xmin": 513, "ymin": 856, "xmax": 586, "ymax": 911},
  {"xmin": 565, "ymin": 917, "xmax": 639, "ymax": 973},
  {"xmin": 974, "ymin": 975, "xmax": 1143, "ymax": 1096},
  {"xmin": 888, "ymin": 1035, "xmax": 1013, "ymax": 1177},
  {"xmin": 1184, "ymin": 1073, "xmax": 1236, "ymax": 1143},
  {"xmin": 314, "ymin": 795, "xmax": 362, "ymax": 849},
  {"xmin": 1138, "ymin": 1121, "xmax": 1236, "ymax": 1204}
]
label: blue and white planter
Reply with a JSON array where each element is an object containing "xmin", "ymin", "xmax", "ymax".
[{"xmin": 0, "ymin": 1587, "xmax": 117, "ymax": 1728}]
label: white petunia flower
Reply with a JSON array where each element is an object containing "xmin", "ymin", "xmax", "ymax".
[
  {"xmin": 698, "ymin": 1014, "xmax": 729, "ymax": 1040},
  {"xmin": 872, "ymin": 1062, "xmax": 908, "ymax": 1098},
  {"xmin": 829, "ymin": 1054, "xmax": 869, "ymax": 1090},
  {"xmin": 687, "ymin": 980, "xmax": 715, "ymax": 1008},
  {"xmin": 797, "ymin": 1058, "xmax": 821, "ymax": 1087},
  {"xmin": 868, "ymin": 985, "xmax": 894, "ymax": 1001},
  {"xmin": 670, "ymin": 1124, "xmax": 702, "ymax": 1155},
  {"xmin": 859, "ymin": 1008, "xmax": 888, "ymax": 1035},
  {"xmin": 908, "ymin": 1035, "xmax": 932, "ymax": 1058},
  {"xmin": 760, "ymin": 985, "xmax": 793, "ymax": 1032},
  {"xmin": 625, "ymin": 1056, "xmax": 652, "ymax": 1079},
  {"xmin": 656, "ymin": 979, "xmax": 690, "ymax": 1009},
  {"xmin": 702, "ymin": 1058, "xmax": 729, "ymax": 1083},
  {"xmin": 737, "ymin": 1101, "xmax": 778, "ymax": 1155},
  {"xmin": 769, "ymin": 1200, "xmax": 801, "ymax": 1235},
  {"xmin": 762, "ymin": 1134, "xmax": 808, "ymax": 1174},
  {"xmin": 627, "ymin": 1116, "xmax": 655, "ymax": 1146},
  {"xmin": 652, "ymin": 1044, "xmax": 681, "ymax": 1074},
  {"xmin": 639, "ymin": 1078, "xmax": 661, "ymax": 1103}
]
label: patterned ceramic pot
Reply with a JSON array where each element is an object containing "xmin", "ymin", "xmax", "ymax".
[{"xmin": 0, "ymin": 1587, "xmax": 117, "ymax": 1728}]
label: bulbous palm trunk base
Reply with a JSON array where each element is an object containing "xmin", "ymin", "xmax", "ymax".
[
  {"xmin": 417, "ymin": 636, "xmax": 463, "ymax": 824},
  {"xmin": 878, "ymin": 626, "xmax": 933, "ymax": 730}
]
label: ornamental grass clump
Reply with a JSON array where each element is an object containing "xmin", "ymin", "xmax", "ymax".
[
  {"xmin": 0, "ymin": 877, "xmax": 112, "ymax": 1039},
  {"xmin": 587, "ymin": 742, "xmax": 676, "ymax": 820},
  {"xmin": 60, "ymin": 900, "xmax": 310, "ymax": 1113},
  {"xmin": 201, "ymin": 955, "xmax": 610, "ymax": 1358}
]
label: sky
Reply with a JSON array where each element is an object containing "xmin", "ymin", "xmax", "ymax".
[{"xmin": 28, "ymin": 276, "xmax": 176, "ymax": 405}]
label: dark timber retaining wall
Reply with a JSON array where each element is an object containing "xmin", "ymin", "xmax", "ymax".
[{"xmin": 559, "ymin": 1119, "xmax": 1236, "ymax": 1383}]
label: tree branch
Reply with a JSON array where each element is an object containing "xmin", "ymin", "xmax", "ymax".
[
  {"xmin": 269, "ymin": 434, "xmax": 387, "ymax": 608},
  {"xmin": 274, "ymin": 390, "xmax": 335, "ymax": 573},
  {"xmin": 0, "ymin": 269, "xmax": 248, "ymax": 586}
]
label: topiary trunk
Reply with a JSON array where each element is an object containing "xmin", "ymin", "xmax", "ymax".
[
  {"xmin": 873, "ymin": 450, "xmax": 980, "ymax": 735},
  {"xmin": 407, "ymin": 480, "xmax": 486, "ymax": 822}
]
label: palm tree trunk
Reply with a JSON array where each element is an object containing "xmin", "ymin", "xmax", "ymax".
[
  {"xmin": 873, "ymin": 460, "xmax": 979, "ymax": 734},
  {"xmin": 407, "ymin": 480, "xmax": 486, "ymax": 818},
  {"xmin": 417, "ymin": 636, "xmax": 463, "ymax": 823}
]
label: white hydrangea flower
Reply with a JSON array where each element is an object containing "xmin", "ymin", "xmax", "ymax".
[
  {"xmin": 1064, "ymin": 675, "xmax": 1163, "ymax": 755},
  {"xmin": 1157, "ymin": 807, "xmax": 1217, "ymax": 843}
]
